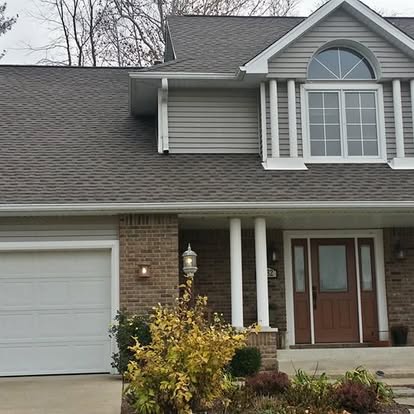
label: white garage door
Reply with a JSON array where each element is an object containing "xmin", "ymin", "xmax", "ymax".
[{"xmin": 0, "ymin": 248, "xmax": 112, "ymax": 376}]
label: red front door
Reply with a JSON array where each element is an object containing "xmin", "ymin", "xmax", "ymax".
[{"xmin": 311, "ymin": 239, "xmax": 359, "ymax": 343}]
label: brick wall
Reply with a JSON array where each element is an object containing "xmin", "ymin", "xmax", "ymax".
[
  {"xmin": 248, "ymin": 331, "xmax": 278, "ymax": 371},
  {"xmin": 383, "ymin": 228, "xmax": 414, "ymax": 345},
  {"xmin": 179, "ymin": 229, "xmax": 286, "ymax": 330},
  {"xmin": 119, "ymin": 214, "xmax": 179, "ymax": 315}
]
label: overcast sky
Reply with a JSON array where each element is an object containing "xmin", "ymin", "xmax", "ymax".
[{"xmin": 2, "ymin": 0, "xmax": 414, "ymax": 65}]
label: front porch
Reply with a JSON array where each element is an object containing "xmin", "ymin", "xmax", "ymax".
[{"xmin": 178, "ymin": 209, "xmax": 414, "ymax": 372}]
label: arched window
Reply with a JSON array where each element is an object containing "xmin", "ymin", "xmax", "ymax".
[
  {"xmin": 303, "ymin": 46, "xmax": 384, "ymax": 160},
  {"xmin": 308, "ymin": 47, "xmax": 375, "ymax": 80}
]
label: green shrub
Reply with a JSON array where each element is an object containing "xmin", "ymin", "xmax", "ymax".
[
  {"xmin": 246, "ymin": 371, "xmax": 290, "ymax": 396},
  {"xmin": 334, "ymin": 380, "xmax": 377, "ymax": 413},
  {"xmin": 340, "ymin": 366, "xmax": 393, "ymax": 403},
  {"xmin": 109, "ymin": 310, "xmax": 151, "ymax": 374},
  {"xmin": 285, "ymin": 370, "xmax": 337, "ymax": 412},
  {"xmin": 229, "ymin": 347, "xmax": 262, "ymax": 377}
]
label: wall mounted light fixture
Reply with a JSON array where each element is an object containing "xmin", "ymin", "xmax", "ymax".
[
  {"xmin": 267, "ymin": 245, "xmax": 278, "ymax": 269},
  {"xmin": 138, "ymin": 264, "xmax": 151, "ymax": 278}
]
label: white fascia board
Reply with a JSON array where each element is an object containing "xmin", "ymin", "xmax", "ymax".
[
  {"xmin": 240, "ymin": 0, "xmax": 344, "ymax": 74},
  {"xmin": 240, "ymin": 0, "xmax": 414, "ymax": 75},
  {"xmin": 2, "ymin": 201, "xmax": 414, "ymax": 216},
  {"xmin": 129, "ymin": 72, "xmax": 237, "ymax": 80}
]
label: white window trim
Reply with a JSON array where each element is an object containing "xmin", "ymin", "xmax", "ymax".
[{"xmin": 300, "ymin": 82, "xmax": 387, "ymax": 163}]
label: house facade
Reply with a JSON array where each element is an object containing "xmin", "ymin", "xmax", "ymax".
[{"xmin": 1, "ymin": 0, "xmax": 414, "ymax": 376}]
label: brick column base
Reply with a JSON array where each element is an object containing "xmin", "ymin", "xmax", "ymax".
[{"xmin": 248, "ymin": 330, "xmax": 278, "ymax": 371}]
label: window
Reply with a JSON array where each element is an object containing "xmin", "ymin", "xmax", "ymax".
[
  {"xmin": 303, "ymin": 47, "xmax": 384, "ymax": 162},
  {"xmin": 307, "ymin": 88, "xmax": 381, "ymax": 158},
  {"xmin": 308, "ymin": 47, "xmax": 375, "ymax": 80}
]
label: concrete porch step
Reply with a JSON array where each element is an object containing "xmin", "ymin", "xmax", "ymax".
[
  {"xmin": 277, "ymin": 346, "xmax": 414, "ymax": 377},
  {"xmin": 394, "ymin": 397, "xmax": 414, "ymax": 408},
  {"xmin": 392, "ymin": 387, "xmax": 414, "ymax": 398}
]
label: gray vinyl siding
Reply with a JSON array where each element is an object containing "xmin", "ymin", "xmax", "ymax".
[
  {"xmin": 168, "ymin": 88, "xmax": 259, "ymax": 153},
  {"xmin": 268, "ymin": 8, "xmax": 414, "ymax": 79},
  {"xmin": 0, "ymin": 217, "xmax": 119, "ymax": 241},
  {"xmin": 402, "ymin": 82, "xmax": 414, "ymax": 157},
  {"xmin": 265, "ymin": 82, "xmax": 302, "ymax": 158}
]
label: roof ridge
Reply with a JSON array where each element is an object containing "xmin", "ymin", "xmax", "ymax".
[
  {"xmin": 0, "ymin": 64, "xmax": 143, "ymax": 69},
  {"xmin": 167, "ymin": 14, "xmax": 306, "ymax": 19}
]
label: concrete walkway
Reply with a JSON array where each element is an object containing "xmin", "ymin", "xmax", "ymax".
[
  {"xmin": 0, "ymin": 374, "xmax": 122, "ymax": 414},
  {"xmin": 383, "ymin": 377, "xmax": 414, "ymax": 412}
]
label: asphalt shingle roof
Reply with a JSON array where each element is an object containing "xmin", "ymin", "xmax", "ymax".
[
  {"xmin": 163, "ymin": 15, "xmax": 414, "ymax": 73},
  {"xmin": 2, "ymin": 65, "xmax": 414, "ymax": 205}
]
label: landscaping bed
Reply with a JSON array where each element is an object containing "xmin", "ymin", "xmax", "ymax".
[
  {"xmin": 113, "ymin": 280, "xmax": 408, "ymax": 414},
  {"xmin": 121, "ymin": 398, "xmax": 410, "ymax": 414},
  {"xmin": 121, "ymin": 367, "xmax": 408, "ymax": 414}
]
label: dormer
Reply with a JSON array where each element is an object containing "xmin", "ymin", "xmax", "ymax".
[{"xmin": 129, "ymin": 0, "xmax": 414, "ymax": 170}]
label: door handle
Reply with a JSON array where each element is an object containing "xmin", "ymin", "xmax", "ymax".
[{"xmin": 312, "ymin": 286, "xmax": 317, "ymax": 310}]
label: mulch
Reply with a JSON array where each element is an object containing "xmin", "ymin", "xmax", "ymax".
[
  {"xmin": 121, "ymin": 400, "xmax": 411, "ymax": 414},
  {"xmin": 375, "ymin": 403, "xmax": 411, "ymax": 413},
  {"xmin": 121, "ymin": 399, "xmax": 135, "ymax": 414}
]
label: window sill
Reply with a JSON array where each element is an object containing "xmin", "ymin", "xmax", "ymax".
[
  {"xmin": 304, "ymin": 157, "xmax": 387, "ymax": 164},
  {"xmin": 262, "ymin": 158, "xmax": 308, "ymax": 170},
  {"xmin": 388, "ymin": 157, "xmax": 414, "ymax": 170}
]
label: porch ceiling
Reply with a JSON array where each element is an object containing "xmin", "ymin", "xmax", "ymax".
[{"xmin": 178, "ymin": 209, "xmax": 414, "ymax": 229}]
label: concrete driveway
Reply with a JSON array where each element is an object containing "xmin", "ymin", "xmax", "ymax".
[{"xmin": 0, "ymin": 374, "xmax": 122, "ymax": 414}]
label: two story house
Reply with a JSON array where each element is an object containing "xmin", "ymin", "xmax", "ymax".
[{"xmin": 1, "ymin": 0, "xmax": 414, "ymax": 376}]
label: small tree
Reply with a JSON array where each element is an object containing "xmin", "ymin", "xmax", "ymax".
[{"xmin": 125, "ymin": 278, "xmax": 257, "ymax": 414}]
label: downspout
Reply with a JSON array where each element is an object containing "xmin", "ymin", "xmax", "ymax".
[{"xmin": 161, "ymin": 78, "xmax": 169, "ymax": 153}]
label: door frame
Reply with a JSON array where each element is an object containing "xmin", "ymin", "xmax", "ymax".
[
  {"xmin": 0, "ymin": 239, "xmax": 120, "ymax": 374},
  {"xmin": 283, "ymin": 230, "xmax": 388, "ymax": 347}
]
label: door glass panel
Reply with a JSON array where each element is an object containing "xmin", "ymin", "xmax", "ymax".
[
  {"xmin": 318, "ymin": 245, "xmax": 348, "ymax": 291},
  {"xmin": 294, "ymin": 246, "xmax": 306, "ymax": 293},
  {"xmin": 360, "ymin": 245, "xmax": 373, "ymax": 291}
]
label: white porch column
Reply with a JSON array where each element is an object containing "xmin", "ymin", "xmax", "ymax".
[
  {"xmin": 393, "ymin": 79, "xmax": 405, "ymax": 158},
  {"xmin": 287, "ymin": 79, "xmax": 298, "ymax": 158},
  {"xmin": 230, "ymin": 218, "xmax": 244, "ymax": 328},
  {"xmin": 260, "ymin": 82, "xmax": 268, "ymax": 162},
  {"xmin": 410, "ymin": 79, "xmax": 414, "ymax": 145},
  {"xmin": 254, "ymin": 217, "xmax": 270, "ymax": 328},
  {"xmin": 269, "ymin": 79, "xmax": 280, "ymax": 158}
]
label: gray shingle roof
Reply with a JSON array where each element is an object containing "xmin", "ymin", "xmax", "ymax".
[
  {"xmin": 1, "ymin": 65, "xmax": 414, "ymax": 205},
  {"xmin": 164, "ymin": 15, "xmax": 414, "ymax": 73}
]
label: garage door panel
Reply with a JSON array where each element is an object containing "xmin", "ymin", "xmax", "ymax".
[
  {"xmin": 0, "ymin": 281, "xmax": 33, "ymax": 307},
  {"xmin": 0, "ymin": 248, "xmax": 113, "ymax": 376},
  {"xmin": 69, "ymin": 278, "xmax": 111, "ymax": 306},
  {"xmin": 0, "ymin": 250, "xmax": 111, "ymax": 276},
  {"xmin": 0, "ymin": 312, "xmax": 36, "ymax": 339},
  {"xmin": 0, "ymin": 341, "xmax": 111, "ymax": 375}
]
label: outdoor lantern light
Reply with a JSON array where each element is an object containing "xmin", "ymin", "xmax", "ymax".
[
  {"xmin": 267, "ymin": 245, "xmax": 278, "ymax": 269},
  {"xmin": 182, "ymin": 243, "xmax": 198, "ymax": 277},
  {"xmin": 395, "ymin": 241, "xmax": 406, "ymax": 260},
  {"xmin": 138, "ymin": 264, "xmax": 151, "ymax": 278}
]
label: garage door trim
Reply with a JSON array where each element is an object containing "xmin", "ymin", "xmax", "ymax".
[{"xmin": 0, "ymin": 239, "xmax": 120, "ymax": 375}]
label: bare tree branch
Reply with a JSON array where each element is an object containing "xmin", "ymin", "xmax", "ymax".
[{"xmin": 32, "ymin": 0, "xmax": 301, "ymax": 66}]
